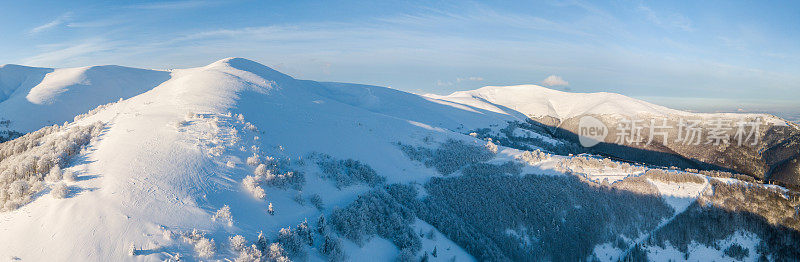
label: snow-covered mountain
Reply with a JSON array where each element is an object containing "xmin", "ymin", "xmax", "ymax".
[
  {"xmin": 430, "ymin": 85, "xmax": 800, "ymax": 187},
  {"xmin": 0, "ymin": 63, "xmax": 170, "ymax": 140},
  {"xmin": 0, "ymin": 58, "xmax": 797, "ymax": 261},
  {"xmin": 426, "ymin": 85, "xmax": 686, "ymax": 120},
  {"xmin": 428, "ymin": 85, "xmax": 790, "ymax": 122}
]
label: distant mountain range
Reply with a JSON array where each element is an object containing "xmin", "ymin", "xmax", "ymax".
[{"xmin": 0, "ymin": 58, "xmax": 797, "ymax": 261}]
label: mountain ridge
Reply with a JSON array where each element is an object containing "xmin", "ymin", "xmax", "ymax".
[
  {"xmin": 0, "ymin": 63, "xmax": 170, "ymax": 137},
  {"xmin": 0, "ymin": 58, "xmax": 797, "ymax": 261},
  {"xmin": 430, "ymin": 84, "xmax": 790, "ymax": 125}
]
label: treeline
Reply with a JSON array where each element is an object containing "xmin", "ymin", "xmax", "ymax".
[
  {"xmin": 636, "ymin": 179, "xmax": 800, "ymax": 260},
  {"xmin": 328, "ymin": 188, "xmax": 421, "ymax": 253},
  {"xmin": 390, "ymin": 174, "xmax": 673, "ymax": 261},
  {"xmin": 479, "ymin": 120, "xmax": 768, "ymax": 187},
  {"xmin": 641, "ymin": 169, "xmax": 705, "ymax": 184},
  {"xmin": 460, "ymin": 161, "xmax": 522, "ymax": 177},
  {"xmin": 241, "ymin": 152, "xmax": 305, "ymax": 201},
  {"xmin": 167, "ymin": 216, "xmax": 345, "ymax": 261},
  {"xmin": 687, "ymin": 168, "xmax": 759, "ymax": 184},
  {"xmin": 555, "ymin": 155, "xmax": 647, "ymax": 178},
  {"xmin": 646, "ymin": 203, "xmax": 800, "ymax": 260},
  {"xmin": 390, "ymin": 135, "xmax": 674, "ymax": 260},
  {"xmin": 320, "ymin": 135, "xmax": 798, "ymax": 261},
  {"xmin": 398, "ymin": 139, "xmax": 495, "ymax": 175},
  {"xmin": 468, "ymin": 120, "xmax": 584, "ymax": 156},
  {"xmin": 0, "ymin": 130, "xmax": 23, "ymax": 143},
  {"xmin": 516, "ymin": 148, "xmax": 648, "ymax": 180},
  {"xmin": 700, "ymin": 180, "xmax": 799, "ymax": 230},
  {"xmin": 312, "ymin": 153, "xmax": 386, "ymax": 188},
  {"xmin": 0, "ymin": 122, "xmax": 104, "ymax": 210}
]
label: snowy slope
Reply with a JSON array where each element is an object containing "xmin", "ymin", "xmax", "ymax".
[
  {"xmin": 0, "ymin": 58, "xmax": 796, "ymax": 261},
  {"xmin": 0, "ymin": 63, "xmax": 170, "ymax": 135},
  {"xmin": 429, "ymin": 84, "xmax": 800, "ymax": 186},
  {"xmin": 0, "ymin": 58, "xmax": 494, "ymax": 261},
  {"xmin": 427, "ymin": 84, "xmax": 789, "ymax": 124}
]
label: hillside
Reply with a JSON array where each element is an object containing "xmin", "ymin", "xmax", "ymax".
[
  {"xmin": 430, "ymin": 85, "xmax": 800, "ymax": 187},
  {"xmin": 0, "ymin": 58, "xmax": 797, "ymax": 261},
  {"xmin": 0, "ymin": 63, "xmax": 170, "ymax": 141}
]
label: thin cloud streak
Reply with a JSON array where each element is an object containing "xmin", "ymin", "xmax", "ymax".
[
  {"xmin": 14, "ymin": 2, "xmax": 799, "ymax": 107},
  {"xmin": 29, "ymin": 13, "xmax": 71, "ymax": 34},
  {"xmin": 23, "ymin": 39, "xmax": 116, "ymax": 66}
]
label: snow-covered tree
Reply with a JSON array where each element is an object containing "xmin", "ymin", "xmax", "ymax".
[
  {"xmin": 244, "ymin": 122, "xmax": 257, "ymax": 132},
  {"xmin": 62, "ymin": 169, "xmax": 76, "ymax": 182},
  {"xmin": 234, "ymin": 244, "xmax": 262, "ymax": 262},
  {"xmin": 297, "ymin": 220, "xmax": 313, "ymax": 246},
  {"xmin": 316, "ymin": 215, "xmax": 327, "ymax": 235},
  {"xmin": 254, "ymin": 164, "xmax": 268, "ymax": 176},
  {"xmin": 310, "ymin": 194, "xmax": 324, "ymax": 210},
  {"xmin": 397, "ymin": 139, "xmax": 495, "ymax": 175},
  {"xmin": 0, "ymin": 122, "xmax": 103, "ymax": 210},
  {"xmin": 242, "ymin": 175, "xmax": 266, "ymax": 199},
  {"xmin": 162, "ymin": 228, "xmax": 173, "ymax": 240},
  {"xmin": 46, "ymin": 166, "xmax": 63, "ymax": 182},
  {"xmin": 266, "ymin": 243, "xmax": 289, "ymax": 262},
  {"xmin": 183, "ymin": 229, "xmax": 216, "ymax": 259},
  {"xmin": 246, "ymin": 154, "xmax": 261, "ymax": 166},
  {"xmin": 212, "ymin": 205, "xmax": 233, "ymax": 226},
  {"xmin": 194, "ymin": 237, "xmax": 216, "ymax": 258},
  {"xmin": 485, "ymin": 140, "xmax": 498, "ymax": 153},
  {"xmin": 321, "ymin": 234, "xmax": 345, "ymax": 261},
  {"xmin": 128, "ymin": 243, "xmax": 136, "ymax": 256},
  {"xmin": 293, "ymin": 192, "xmax": 305, "ymax": 205},
  {"xmin": 277, "ymin": 227, "xmax": 304, "ymax": 257},
  {"xmin": 229, "ymin": 235, "xmax": 247, "ymax": 252},
  {"xmin": 256, "ymin": 231, "xmax": 268, "ymax": 253},
  {"xmin": 314, "ymin": 153, "xmax": 385, "ymax": 188},
  {"xmin": 51, "ymin": 183, "xmax": 68, "ymax": 199}
]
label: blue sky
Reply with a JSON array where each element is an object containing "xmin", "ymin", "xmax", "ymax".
[{"xmin": 1, "ymin": 0, "xmax": 798, "ymax": 118}]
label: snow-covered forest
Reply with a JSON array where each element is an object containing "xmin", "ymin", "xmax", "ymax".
[
  {"xmin": 0, "ymin": 122, "xmax": 103, "ymax": 210},
  {"xmin": 0, "ymin": 58, "xmax": 797, "ymax": 261}
]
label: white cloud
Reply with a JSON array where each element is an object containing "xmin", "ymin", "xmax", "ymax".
[
  {"xmin": 379, "ymin": 5, "xmax": 594, "ymax": 37},
  {"xmin": 457, "ymin": 76, "xmax": 483, "ymax": 82},
  {"xmin": 542, "ymin": 75, "xmax": 569, "ymax": 86},
  {"xmin": 23, "ymin": 39, "xmax": 115, "ymax": 66},
  {"xmin": 29, "ymin": 13, "xmax": 71, "ymax": 34}
]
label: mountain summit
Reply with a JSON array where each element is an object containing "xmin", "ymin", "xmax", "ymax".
[{"xmin": 0, "ymin": 59, "xmax": 797, "ymax": 261}]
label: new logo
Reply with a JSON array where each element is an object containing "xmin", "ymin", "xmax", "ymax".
[{"xmin": 578, "ymin": 115, "xmax": 608, "ymax": 147}]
